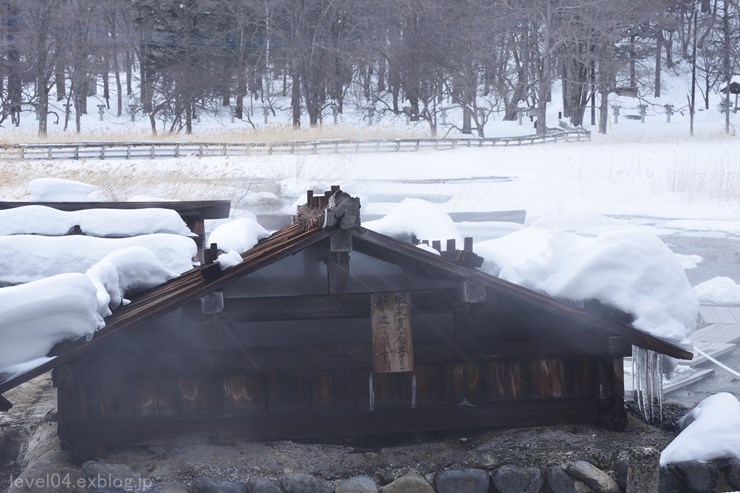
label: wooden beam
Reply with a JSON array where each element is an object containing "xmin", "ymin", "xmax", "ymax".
[
  {"xmin": 327, "ymin": 252, "xmax": 351, "ymax": 294},
  {"xmin": 219, "ymin": 289, "xmax": 467, "ymax": 322},
  {"xmin": 73, "ymin": 336, "xmax": 613, "ymax": 381},
  {"xmin": 69, "ymin": 399, "xmax": 600, "ymax": 455}
]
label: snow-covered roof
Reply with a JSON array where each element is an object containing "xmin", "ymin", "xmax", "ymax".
[{"xmin": 0, "ymin": 192, "xmax": 694, "ymax": 408}]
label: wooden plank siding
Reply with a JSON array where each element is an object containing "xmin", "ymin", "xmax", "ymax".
[{"xmin": 57, "ymin": 353, "xmax": 606, "ymax": 435}]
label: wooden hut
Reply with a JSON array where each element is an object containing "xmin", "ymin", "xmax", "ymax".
[{"xmin": 0, "ymin": 188, "xmax": 692, "ymax": 462}]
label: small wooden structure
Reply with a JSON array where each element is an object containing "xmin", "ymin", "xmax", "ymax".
[{"xmin": 0, "ymin": 188, "xmax": 692, "ymax": 461}]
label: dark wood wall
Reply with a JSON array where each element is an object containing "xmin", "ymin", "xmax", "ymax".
[{"xmin": 53, "ymin": 248, "xmax": 627, "ymax": 462}]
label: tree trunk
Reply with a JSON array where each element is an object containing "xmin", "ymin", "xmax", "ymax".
[
  {"xmin": 724, "ymin": 0, "xmax": 731, "ymax": 134},
  {"xmin": 115, "ymin": 63, "xmax": 122, "ymax": 117},
  {"xmin": 37, "ymin": 78, "xmax": 49, "ymax": 137},
  {"xmin": 655, "ymin": 29, "xmax": 662, "ymax": 98},
  {"xmin": 561, "ymin": 61, "xmax": 570, "ymax": 118},
  {"xmin": 103, "ymin": 61, "xmax": 110, "ymax": 109},
  {"xmin": 377, "ymin": 59, "xmax": 385, "ymax": 93},
  {"xmin": 598, "ymin": 61, "xmax": 609, "ymax": 134},
  {"xmin": 291, "ymin": 69, "xmax": 301, "ymax": 128},
  {"xmin": 55, "ymin": 58, "xmax": 65, "ymax": 102},
  {"xmin": 629, "ymin": 33, "xmax": 636, "ymax": 87},
  {"xmin": 125, "ymin": 50, "xmax": 132, "ymax": 96}
]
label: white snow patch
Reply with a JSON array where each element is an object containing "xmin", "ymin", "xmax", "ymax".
[
  {"xmin": 676, "ymin": 254, "xmax": 703, "ymax": 270},
  {"xmin": 661, "ymin": 393, "xmax": 740, "ymax": 465},
  {"xmin": 0, "ymin": 234, "xmax": 196, "ymax": 284},
  {"xmin": 217, "ymin": 250, "xmax": 244, "ymax": 269},
  {"xmin": 0, "ymin": 274, "xmax": 104, "ymax": 371},
  {"xmin": 0, "ymin": 205, "xmax": 191, "ymax": 237},
  {"xmin": 207, "ymin": 218, "xmax": 269, "ymax": 254},
  {"xmin": 85, "ymin": 246, "xmax": 178, "ymax": 316},
  {"xmin": 694, "ymin": 277, "xmax": 740, "ymax": 305},
  {"xmin": 28, "ymin": 178, "xmax": 102, "ymax": 201},
  {"xmin": 416, "ymin": 243, "xmax": 441, "ymax": 255},
  {"xmin": 476, "ymin": 228, "xmax": 697, "ymax": 342},
  {"xmin": 364, "ymin": 198, "xmax": 462, "ymax": 244}
]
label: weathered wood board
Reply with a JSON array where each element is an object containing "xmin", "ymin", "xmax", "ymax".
[{"xmin": 371, "ymin": 293, "xmax": 414, "ymax": 373}]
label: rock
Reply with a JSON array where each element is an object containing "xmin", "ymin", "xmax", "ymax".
[
  {"xmin": 5, "ymin": 421, "xmax": 85, "ymax": 493},
  {"xmin": 435, "ymin": 468, "xmax": 489, "ymax": 493},
  {"xmin": 190, "ymin": 476, "xmax": 246, "ymax": 493},
  {"xmin": 546, "ymin": 465, "xmax": 576, "ymax": 493},
  {"xmin": 145, "ymin": 483, "xmax": 190, "ymax": 493},
  {"xmin": 566, "ymin": 461, "xmax": 619, "ymax": 493},
  {"xmin": 573, "ymin": 479, "xmax": 594, "ymax": 493},
  {"xmin": 380, "ymin": 472, "xmax": 435, "ymax": 493},
  {"xmin": 82, "ymin": 460, "xmax": 145, "ymax": 493},
  {"xmin": 335, "ymin": 475, "xmax": 378, "ymax": 493},
  {"xmin": 724, "ymin": 459, "xmax": 740, "ymax": 490},
  {"xmin": 279, "ymin": 473, "xmax": 331, "ymax": 493},
  {"xmin": 490, "ymin": 464, "xmax": 543, "ymax": 493},
  {"xmin": 658, "ymin": 466, "xmax": 681, "ymax": 493},
  {"xmin": 673, "ymin": 461, "xmax": 718, "ymax": 493},
  {"xmin": 244, "ymin": 477, "xmax": 281, "ymax": 493},
  {"xmin": 623, "ymin": 447, "xmax": 660, "ymax": 493}
]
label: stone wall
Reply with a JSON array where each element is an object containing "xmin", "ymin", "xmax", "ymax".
[{"xmin": 10, "ymin": 451, "xmax": 733, "ymax": 493}]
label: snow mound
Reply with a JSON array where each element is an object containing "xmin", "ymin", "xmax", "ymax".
[
  {"xmin": 476, "ymin": 228, "xmax": 697, "ymax": 342},
  {"xmin": 0, "ymin": 234, "xmax": 196, "ymax": 284},
  {"xmin": 676, "ymin": 254, "xmax": 703, "ymax": 270},
  {"xmin": 207, "ymin": 218, "xmax": 269, "ymax": 253},
  {"xmin": 661, "ymin": 393, "xmax": 740, "ymax": 465},
  {"xmin": 217, "ymin": 250, "xmax": 244, "ymax": 269},
  {"xmin": 364, "ymin": 198, "xmax": 462, "ymax": 244},
  {"xmin": 0, "ymin": 205, "xmax": 191, "ymax": 237},
  {"xmin": 694, "ymin": 277, "xmax": 740, "ymax": 305},
  {"xmin": 0, "ymin": 273, "xmax": 104, "ymax": 372},
  {"xmin": 28, "ymin": 178, "xmax": 102, "ymax": 201},
  {"xmin": 86, "ymin": 246, "xmax": 178, "ymax": 316}
]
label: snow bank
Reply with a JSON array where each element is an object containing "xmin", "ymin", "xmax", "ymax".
[
  {"xmin": 0, "ymin": 273, "xmax": 104, "ymax": 372},
  {"xmin": 86, "ymin": 246, "xmax": 178, "ymax": 316},
  {"xmin": 476, "ymin": 228, "xmax": 698, "ymax": 342},
  {"xmin": 364, "ymin": 198, "xmax": 462, "ymax": 244},
  {"xmin": 0, "ymin": 234, "xmax": 196, "ymax": 284},
  {"xmin": 661, "ymin": 393, "xmax": 740, "ymax": 465},
  {"xmin": 207, "ymin": 218, "xmax": 269, "ymax": 253},
  {"xmin": 28, "ymin": 178, "xmax": 102, "ymax": 201},
  {"xmin": 0, "ymin": 205, "xmax": 192, "ymax": 237},
  {"xmin": 694, "ymin": 277, "xmax": 740, "ymax": 305}
]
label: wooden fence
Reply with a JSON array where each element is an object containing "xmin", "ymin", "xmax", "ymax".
[{"xmin": 0, "ymin": 129, "xmax": 590, "ymax": 161}]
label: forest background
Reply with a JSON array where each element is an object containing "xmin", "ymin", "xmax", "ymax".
[{"xmin": 0, "ymin": 0, "xmax": 738, "ymax": 139}]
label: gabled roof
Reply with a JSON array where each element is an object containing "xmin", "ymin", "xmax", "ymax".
[{"xmin": 0, "ymin": 193, "xmax": 693, "ymax": 401}]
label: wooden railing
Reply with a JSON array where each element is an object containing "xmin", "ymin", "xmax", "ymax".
[{"xmin": 0, "ymin": 129, "xmax": 590, "ymax": 161}]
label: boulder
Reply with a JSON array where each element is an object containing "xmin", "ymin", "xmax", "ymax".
[
  {"xmin": 380, "ymin": 473, "xmax": 435, "ymax": 493},
  {"xmin": 566, "ymin": 461, "xmax": 619, "ymax": 493},
  {"xmin": 334, "ymin": 475, "xmax": 378, "ymax": 493},
  {"xmin": 435, "ymin": 468, "xmax": 490, "ymax": 493},
  {"xmin": 546, "ymin": 465, "xmax": 576, "ymax": 493},
  {"xmin": 673, "ymin": 461, "xmax": 718, "ymax": 493},
  {"xmin": 190, "ymin": 476, "xmax": 246, "ymax": 493},
  {"xmin": 491, "ymin": 464, "xmax": 543, "ymax": 493},
  {"xmin": 279, "ymin": 473, "xmax": 331, "ymax": 493}
]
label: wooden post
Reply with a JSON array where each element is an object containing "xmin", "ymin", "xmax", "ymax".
[{"xmin": 328, "ymin": 231, "xmax": 352, "ymax": 294}]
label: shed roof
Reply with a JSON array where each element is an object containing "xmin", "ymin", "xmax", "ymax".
[{"xmin": 0, "ymin": 193, "xmax": 693, "ymax": 404}]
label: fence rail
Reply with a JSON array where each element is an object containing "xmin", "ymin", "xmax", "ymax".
[{"xmin": 0, "ymin": 129, "xmax": 589, "ymax": 161}]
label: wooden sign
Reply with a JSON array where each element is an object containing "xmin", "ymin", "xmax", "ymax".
[{"xmin": 371, "ymin": 292, "xmax": 414, "ymax": 373}]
